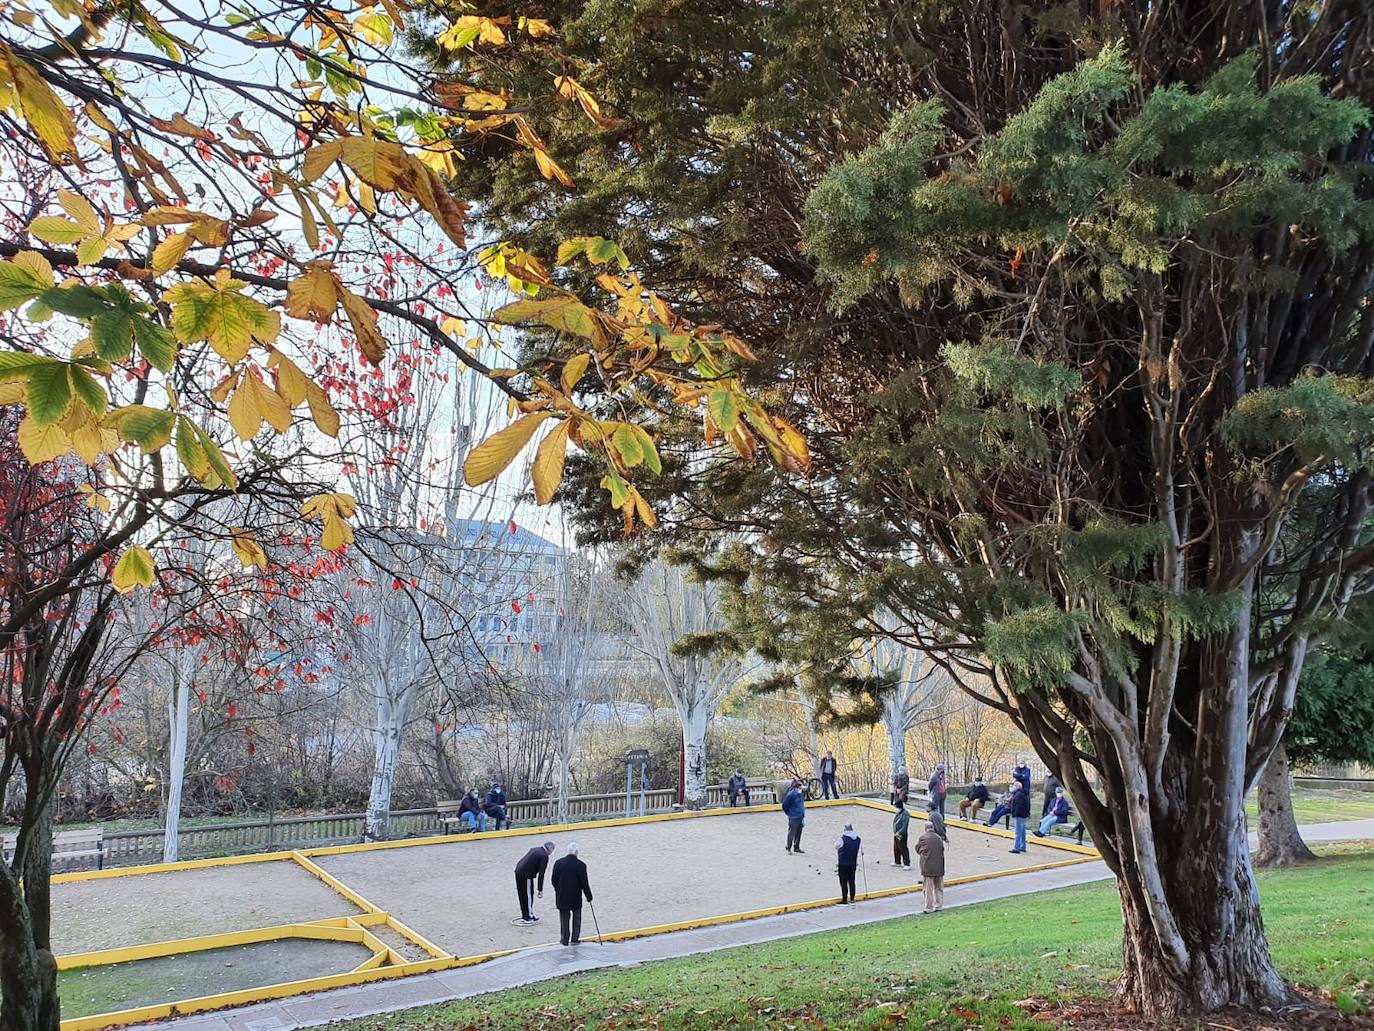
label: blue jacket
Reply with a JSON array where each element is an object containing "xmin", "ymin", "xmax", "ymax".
[
  {"xmin": 782, "ymin": 787, "xmax": 805, "ymax": 819},
  {"xmin": 485, "ymin": 787, "xmax": 507, "ymax": 811},
  {"xmin": 1050, "ymin": 796, "xmax": 1071, "ymax": 822},
  {"xmin": 836, "ymin": 832, "xmax": 860, "ymax": 867},
  {"xmin": 1013, "ymin": 766, "xmax": 1032, "ymax": 794}
]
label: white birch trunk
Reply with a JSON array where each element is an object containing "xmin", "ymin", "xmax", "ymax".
[
  {"xmin": 680, "ymin": 700, "xmax": 709, "ymax": 808},
  {"xmin": 363, "ymin": 692, "xmax": 407, "ymax": 841},
  {"xmin": 162, "ymin": 672, "xmax": 191, "ymax": 863},
  {"xmin": 882, "ymin": 697, "xmax": 908, "ymax": 777}
]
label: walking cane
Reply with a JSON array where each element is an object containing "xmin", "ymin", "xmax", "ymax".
[
  {"xmin": 588, "ymin": 899, "xmax": 605, "ymax": 945},
  {"xmin": 859, "ymin": 848, "xmax": 869, "ymax": 899}
]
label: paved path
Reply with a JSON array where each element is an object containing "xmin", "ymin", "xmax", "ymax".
[{"xmin": 126, "ymin": 820, "xmax": 1374, "ymax": 1031}]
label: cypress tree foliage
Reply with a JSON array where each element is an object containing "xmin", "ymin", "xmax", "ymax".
[{"xmin": 421, "ymin": 2, "xmax": 1374, "ymax": 1017}]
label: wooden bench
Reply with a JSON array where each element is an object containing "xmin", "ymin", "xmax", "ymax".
[
  {"xmin": 436, "ymin": 799, "xmax": 479, "ymax": 834},
  {"xmin": 2, "ymin": 828, "xmax": 104, "ymax": 871},
  {"xmin": 711, "ymin": 780, "xmax": 777, "ymax": 807}
]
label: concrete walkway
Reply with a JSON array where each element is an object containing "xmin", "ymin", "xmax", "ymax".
[{"xmin": 126, "ymin": 820, "xmax": 1374, "ymax": 1031}]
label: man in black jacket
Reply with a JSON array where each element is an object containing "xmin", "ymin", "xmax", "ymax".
[
  {"xmin": 514, "ymin": 841, "xmax": 555, "ymax": 924},
  {"xmin": 486, "ymin": 782, "xmax": 509, "ymax": 830},
  {"xmin": 820, "ymin": 751, "xmax": 839, "ymax": 799},
  {"xmin": 550, "ymin": 842, "xmax": 593, "ymax": 945}
]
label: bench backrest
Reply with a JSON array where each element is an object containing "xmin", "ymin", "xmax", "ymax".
[
  {"xmin": 435, "ymin": 799, "xmax": 463, "ymax": 815},
  {"xmin": 53, "ymin": 829, "xmax": 103, "ymax": 851}
]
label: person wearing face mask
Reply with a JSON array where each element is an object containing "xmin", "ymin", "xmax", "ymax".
[{"xmin": 959, "ymin": 778, "xmax": 990, "ymax": 820}]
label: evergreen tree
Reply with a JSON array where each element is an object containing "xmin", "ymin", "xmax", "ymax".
[{"xmin": 425, "ymin": 3, "xmax": 1374, "ymax": 1017}]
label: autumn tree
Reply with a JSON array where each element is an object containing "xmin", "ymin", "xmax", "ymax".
[
  {"xmin": 615, "ymin": 558, "xmax": 755, "ymax": 808},
  {"xmin": 433, "ymin": 1, "xmax": 1374, "ymax": 1019}
]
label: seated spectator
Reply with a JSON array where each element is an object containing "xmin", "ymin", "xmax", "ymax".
[
  {"xmin": 485, "ymin": 782, "xmax": 510, "ymax": 830},
  {"xmin": 959, "ymin": 778, "xmax": 990, "ymax": 820},
  {"xmin": 985, "ymin": 788, "xmax": 1014, "ymax": 828},
  {"xmin": 459, "ymin": 788, "xmax": 487, "ymax": 832},
  {"xmin": 728, "ymin": 769, "xmax": 751, "ymax": 807},
  {"xmin": 1035, "ymin": 787, "xmax": 1071, "ymax": 837}
]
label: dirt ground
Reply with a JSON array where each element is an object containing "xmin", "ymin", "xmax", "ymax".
[
  {"xmin": 315, "ymin": 803, "xmax": 1075, "ymax": 957},
  {"xmin": 52, "ymin": 858, "xmax": 359, "ymax": 954}
]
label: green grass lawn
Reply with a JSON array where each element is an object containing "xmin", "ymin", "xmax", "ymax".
[
  {"xmin": 350, "ymin": 843, "xmax": 1374, "ymax": 1031},
  {"xmin": 1243, "ymin": 786, "xmax": 1374, "ymax": 826}
]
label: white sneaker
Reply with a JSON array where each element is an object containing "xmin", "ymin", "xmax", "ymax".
[{"xmin": 903, "ymin": 864, "xmax": 912, "ymax": 870}]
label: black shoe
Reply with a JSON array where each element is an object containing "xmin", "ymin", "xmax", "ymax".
[{"xmin": 794, "ymin": 848, "xmax": 805, "ymax": 854}]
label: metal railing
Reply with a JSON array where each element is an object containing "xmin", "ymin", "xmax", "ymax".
[{"xmin": 84, "ymin": 783, "xmax": 785, "ymax": 867}]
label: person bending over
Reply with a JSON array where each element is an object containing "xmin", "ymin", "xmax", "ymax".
[{"xmin": 513, "ymin": 841, "xmax": 554, "ymax": 924}]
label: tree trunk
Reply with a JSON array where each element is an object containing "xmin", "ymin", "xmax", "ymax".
[
  {"xmin": 556, "ymin": 737, "xmax": 572, "ymax": 825},
  {"xmin": 363, "ymin": 699, "xmax": 404, "ymax": 841},
  {"xmin": 1114, "ymin": 819, "xmax": 1292, "ymax": 1017},
  {"xmin": 1255, "ymin": 741, "xmax": 1316, "ymax": 868},
  {"xmin": 163, "ymin": 673, "xmax": 190, "ymax": 863},
  {"xmin": 679, "ymin": 701, "xmax": 709, "ymax": 809},
  {"xmin": 882, "ymin": 699, "xmax": 907, "ymax": 776},
  {"xmin": 1, "ymin": 807, "xmax": 59, "ymax": 1031}
]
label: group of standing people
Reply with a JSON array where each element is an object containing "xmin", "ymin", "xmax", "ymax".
[{"xmin": 833, "ymin": 814, "xmax": 947, "ymax": 913}]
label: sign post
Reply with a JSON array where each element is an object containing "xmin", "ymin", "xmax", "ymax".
[{"xmin": 625, "ymin": 749, "xmax": 650, "ymax": 818}]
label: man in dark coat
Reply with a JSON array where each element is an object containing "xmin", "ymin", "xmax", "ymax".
[
  {"xmin": 959, "ymin": 778, "xmax": 990, "ymax": 820},
  {"xmin": 916, "ymin": 820, "xmax": 946, "ymax": 912},
  {"xmin": 550, "ymin": 842, "xmax": 593, "ymax": 945},
  {"xmin": 459, "ymin": 789, "xmax": 486, "ymax": 832},
  {"xmin": 927, "ymin": 763, "xmax": 948, "ymax": 814},
  {"xmin": 1012, "ymin": 759, "xmax": 1032, "ymax": 797},
  {"xmin": 514, "ymin": 841, "xmax": 554, "ymax": 923},
  {"xmin": 485, "ymin": 782, "xmax": 509, "ymax": 830},
  {"xmin": 833, "ymin": 823, "xmax": 861, "ymax": 903},
  {"xmin": 890, "ymin": 766, "xmax": 910, "ymax": 806},
  {"xmin": 1042, "ymin": 772, "xmax": 1062, "ymax": 817},
  {"xmin": 1009, "ymin": 781, "xmax": 1031, "ymax": 853},
  {"xmin": 728, "ymin": 768, "xmax": 751, "ymax": 807},
  {"xmin": 820, "ymin": 751, "xmax": 839, "ymax": 799},
  {"xmin": 782, "ymin": 779, "xmax": 806, "ymax": 853}
]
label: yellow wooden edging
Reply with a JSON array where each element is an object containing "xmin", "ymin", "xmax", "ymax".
[
  {"xmin": 385, "ymin": 914, "xmax": 450, "ymax": 961},
  {"xmin": 58, "ymin": 918, "xmax": 370, "ymax": 970},
  {"xmin": 58, "ymin": 955, "xmax": 454, "ymax": 1031},
  {"xmin": 289, "ymin": 850, "xmax": 384, "ymax": 913},
  {"xmin": 57, "ymin": 798, "xmax": 1099, "ymax": 1031},
  {"xmin": 847, "ymin": 796, "xmax": 1101, "ymax": 858},
  {"xmin": 52, "ymin": 849, "xmax": 300, "ymax": 885}
]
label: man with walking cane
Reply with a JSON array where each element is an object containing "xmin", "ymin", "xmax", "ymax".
[
  {"xmin": 550, "ymin": 842, "xmax": 593, "ymax": 946},
  {"xmin": 833, "ymin": 823, "xmax": 860, "ymax": 903}
]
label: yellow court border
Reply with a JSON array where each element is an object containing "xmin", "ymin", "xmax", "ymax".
[{"xmin": 57, "ymin": 798, "xmax": 1100, "ymax": 1031}]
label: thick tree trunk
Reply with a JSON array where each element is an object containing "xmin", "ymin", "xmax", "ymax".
[
  {"xmin": 1115, "ymin": 819, "xmax": 1292, "ymax": 1016},
  {"xmin": 163, "ymin": 675, "xmax": 190, "ymax": 863},
  {"xmin": 882, "ymin": 702, "xmax": 907, "ymax": 777},
  {"xmin": 1, "ymin": 807, "xmax": 59, "ymax": 1031},
  {"xmin": 678, "ymin": 701, "xmax": 709, "ymax": 809},
  {"xmin": 363, "ymin": 700, "xmax": 404, "ymax": 841},
  {"xmin": 1255, "ymin": 742, "xmax": 1316, "ymax": 868}
]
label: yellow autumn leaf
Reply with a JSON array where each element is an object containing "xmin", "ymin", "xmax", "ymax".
[
  {"xmin": 58, "ymin": 190, "xmax": 101, "ymax": 234},
  {"xmin": 3, "ymin": 51, "xmax": 78, "ymax": 161},
  {"xmin": 337, "ymin": 286, "xmax": 388, "ymax": 364},
  {"xmin": 561, "ymin": 352, "xmax": 591, "ymax": 393},
  {"xmin": 16, "ymin": 417, "xmax": 70, "ymax": 463},
  {"xmin": 162, "ymin": 269, "xmax": 281, "ymax": 362},
  {"xmin": 531, "ymin": 420, "xmax": 571, "ymax": 505},
  {"xmin": 230, "ymin": 528, "xmax": 268, "ymax": 569},
  {"xmin": 463, "ymin": 411, "xmax": 550, "ymax": 487},
  {"xmin": 151, "ymin": 232, "xmax": 192, "ymax": 274},
  {"xmin": 284, "ymin": 263, "xmax": 339, "ymax": 323},
  {"xmin": 111, "ymin": 546, "xmax": 156, "ymax": 594}
]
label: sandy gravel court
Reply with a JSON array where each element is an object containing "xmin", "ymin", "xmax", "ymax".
[
  {"xmin": 52, "ymin": 857, "xmax": 360, "ymax": 955},
  {"xmin": 314, "ymin": 802, "xmax": 1073, "ymax": 957}
]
